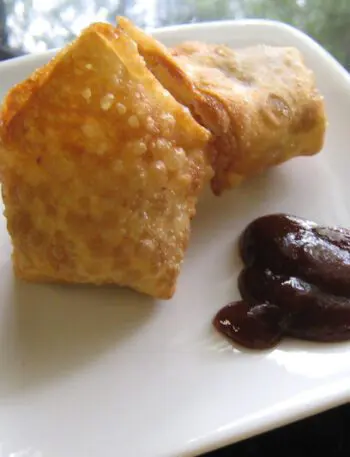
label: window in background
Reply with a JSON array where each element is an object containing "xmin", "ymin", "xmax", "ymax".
[{"xmin": 1, "ymin": 0, "xmax": 349, "ymax": 69}]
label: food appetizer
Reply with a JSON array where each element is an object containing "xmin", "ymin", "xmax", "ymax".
[
  {"xmin": 0, "ymin": 17, "xmax": 327, "ymax": 301},
  {"xmin": 0, "ymin": 22, "xmax": 212, "ymax": 299},
  {"xmin": 119, "ymin": 17, "xmax": 326, "ymax": 194}
]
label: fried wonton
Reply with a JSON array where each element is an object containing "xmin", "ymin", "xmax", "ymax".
[
  {"xmin": 0, "ymin": 22, "xmax": 212, "ymax": 299},
  {"xmin": 118, "ymin": 17, "xmax": 326, "ymax": 195}
]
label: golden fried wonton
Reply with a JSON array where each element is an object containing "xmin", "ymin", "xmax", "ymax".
[
  {"xmin": 0, "ymin": 22, "xmax": 212, "ymax": 299},
  {"xmin": 118, "ymin": 17, "xmax": 326, "ymax": 195}
]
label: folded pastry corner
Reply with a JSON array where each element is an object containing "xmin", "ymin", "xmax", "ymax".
[
  {"xmin": 118, "ymin": 17, "xmax": 327, "ymax": 195},
  {"xmin": 0, "ymin": 22, "xmax": 212, "ymax": 299}
]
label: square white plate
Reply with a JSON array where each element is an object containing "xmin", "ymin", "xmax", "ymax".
[{"xmin": 0, "ymin": 19, "xmax": 350, "ymax": 457}]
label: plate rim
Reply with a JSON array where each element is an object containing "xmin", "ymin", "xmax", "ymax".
[
  {"xmin": 1, "ymin": 19, "xmax": 349, "ymax": 81},
  {"xmin": 178, "ymin": 379, "xmax": 350, "ymax": 456}
]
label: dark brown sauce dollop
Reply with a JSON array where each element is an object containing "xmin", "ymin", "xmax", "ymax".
[
  {"xmin": 240, "ymin": 214, "xmax": 350, "ymax": 296},
  {"xmin": 213, "ymin": 214, "xmax": 350, "ymax": 349},
  {"xmin": 213, "ymin": 301, "xmax": 286, "ymax": 349}
]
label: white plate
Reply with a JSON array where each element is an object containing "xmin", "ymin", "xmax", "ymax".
[{"xmin": 0, "ymin": 19, "xmax": 350, "ymax": 457}]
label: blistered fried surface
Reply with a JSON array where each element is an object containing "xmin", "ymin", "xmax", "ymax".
[
  {"xmin": 0, "ymin": 23, "xmax": 212, "ymax": 299},
  {"xmin": 118, "ymin": 17, "xmax": 326, "ymax": 195},
  {"xmin": 171, "ymin": 42, "xmax": 326, "ymax": 193}
]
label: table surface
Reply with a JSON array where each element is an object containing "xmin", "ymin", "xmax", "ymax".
[{"xmin": 1, "ymin": 0, "xmax": 350, "ymax": 456}]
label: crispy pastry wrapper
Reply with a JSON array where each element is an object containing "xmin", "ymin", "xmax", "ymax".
[
  {"xmin": 118, "ymin": 17, "xmax": 326, "ymax": 195},
  {"xmin": 0, "ymin": 22, "xmax": 212, "ymax": 299}
]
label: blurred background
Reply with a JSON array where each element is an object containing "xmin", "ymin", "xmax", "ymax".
[{"xmin": 0, "ymin": 0, "xmax": 349, "ymax": 69}]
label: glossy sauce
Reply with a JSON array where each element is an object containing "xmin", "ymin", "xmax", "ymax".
[
  {"xmin": 214, "ymin": 214, "xmax": 350, "ymax": 349},
  {"xmin": 240, "ymin": 214, "xmax": 350, "ymax": 296},
  {"xmin": 213, "ymin": 301, "xmax": 286, "ymax": 349}
]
